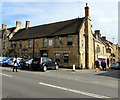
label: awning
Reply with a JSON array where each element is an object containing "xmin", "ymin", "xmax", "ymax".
[{"xmin": 98, "ymin": 55, "xmax": 107, "ymax": 59}]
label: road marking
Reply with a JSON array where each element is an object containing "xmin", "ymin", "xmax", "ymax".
[
  {"xmin": 39, "ymin": 82, "xmax": 111, "ymax": 99},
  {"xmin": 0, "ymin": 73, "xmax": 12, "ymax": 77}
]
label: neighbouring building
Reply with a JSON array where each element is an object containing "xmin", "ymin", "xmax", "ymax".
[
  {"xmin": 118, "ymin": 47, "xmax": 120, "ymax": 61},
  {"xmin": 93, "ymin": 30, "xmax": 107, "ymax": 66},
  {"xmin": 93, "ymin": 30, "xmax": 119, "ymax": 67},
  {"xmin": 0, "ymin": 30, "xmax": 2, "ymax": 56}
]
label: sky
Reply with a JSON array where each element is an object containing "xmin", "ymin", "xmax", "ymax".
[{"xmin": 0, "ymin": 0, "xmax": 119, "ymax": 45}]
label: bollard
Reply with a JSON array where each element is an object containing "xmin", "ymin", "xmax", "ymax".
[
  {"xmin": 72, "ymin": 64, "xmax": 75, "ymax": 72},
  {"xmin": 95, "ymin": 68, "xmax": 99, "ymax": 72}
]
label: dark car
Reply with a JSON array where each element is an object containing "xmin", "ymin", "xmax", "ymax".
[
  {"xmin": 110, "ymin": 62, "xmax": 120, "ymax": 70},
  {"xmin": 19, "ymin": 59, "xmax": 29, "ymax": 69},
  {"xmin": 25, "ymin": 59, "xmax": 33, "ymax": 67},
  {"xmin": 30, "ymin": 57, "xmax": 59, "ymax": 71}
]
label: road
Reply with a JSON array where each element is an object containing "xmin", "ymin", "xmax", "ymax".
[{"xmin": 0, "ymin": 67, "xmax": 119, "ymax": 99}]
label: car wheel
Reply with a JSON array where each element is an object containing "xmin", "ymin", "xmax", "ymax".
[
  {"xmin": 29, "ymin": 65, "xmax": 33, "ymax": 71},
  {"xmin": 54, "ymin": 65, "xmax": 59, "ymax": 70},
  {"xmin": 43, "ymin": 66, "xmax": 47, "ymax": 72}
]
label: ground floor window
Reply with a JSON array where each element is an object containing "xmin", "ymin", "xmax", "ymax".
[
  {"xmin": 55, "ymin": 53, "xmax": 60, "ymax": 63},
  {"xmin": 64, "ymin": 54, "xmax": 69, "ymax": 64}
]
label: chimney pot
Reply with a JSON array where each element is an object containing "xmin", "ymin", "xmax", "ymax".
[
  {"xmin": 85, "ymin": 3, "xmax": 90, "ymax": 17},
  {"xmin": 95, "ymin": 30, "xmax": 101, "ymax": 38},
  {"xmin": 102, "ymin": 36, "xmax": 106, "ymax": 41},
  {"xmin": 2, "ymin": 24, "xmax": 7, "ymax": 29},
  {"xmin": 25, "ymin": 21, "xmax": 30, "ymax": 29},
  {"xmin": 16, "ymin": 21, "xmax": 22, "ymax": 28}
]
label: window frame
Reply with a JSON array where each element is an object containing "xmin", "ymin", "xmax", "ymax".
[
  {"xmin": 64, "ymin": 54, "xmax": 69, "ymax": 64},
  {"xmin": 28, "ymin": 39, "xmax": 32, "ymax": 48},
  {"xmin": 54, "ymin": 37, "xmax": 60, "ymax": 48},
  {"xmin": 43, "ymin": 38, "xmax": 48, "ymax": 48},
  {"xmin": 67, "ymin": 36, "xmax": 73, "ymax": 47}
]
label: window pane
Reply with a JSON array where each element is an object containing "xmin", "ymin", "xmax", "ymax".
[
  {"xmin": 43, "ymin": 39, "xmax": 47, "ymax": 47},
  {"xmin": 20, "ymin": 40, "xmax": 22, "ymax": 48},
  {"xmin": 54, "ymin": 37, "xmax": 60, "ymax": 47},
  {"xmin": 64, "ymin": 54, "xmax": 69, "ymax": 63},
  {"xmin": 49, "ymin": 40, "xmax": 52, "ymax": 46},
  {"xmin": 55, "ymin": 53, "xmax": 60, "ymax": 63},
  {"xmin": 28, "ymin": 39, "xmax": 32, "ymax": 48},
  {"xmin": 67, "ymin": 37, "xmax": 73, "ymax": 46}
]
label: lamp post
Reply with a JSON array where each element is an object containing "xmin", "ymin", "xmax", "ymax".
[{"xmin": 113, "ymin": 38, "xmax": 115, "ymax": 44}]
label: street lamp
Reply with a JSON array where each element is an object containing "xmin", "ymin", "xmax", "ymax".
[{"xmin": 113, "ymin": 38, "xmax": 115, "ymax": 44}]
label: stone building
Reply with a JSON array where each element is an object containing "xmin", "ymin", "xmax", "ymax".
[
  {"xmin": 93, "ymin": 30, "xmax": 119, "ymax": 67},
  {"xmin": 1, "ymin": 3, "xmax": 119, "ymax": 68},
  {"xmin": 93, "ymin": 30, "xmax": 107, "ymax": 66},
  {"xmin": 1, "ymin": 4, "xmax": 95, "ymax": 69}
]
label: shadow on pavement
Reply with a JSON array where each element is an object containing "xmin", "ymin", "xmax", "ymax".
[{"xmin": 96, "ymin": 69, "xmax": 120, "ymax": 79}]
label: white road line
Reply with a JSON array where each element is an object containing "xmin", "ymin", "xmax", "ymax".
[
  {"xmin": 0, "ymin": 73, "xmax": 12, "ymax": 77},
  {"xmin": 39, "ymin": 82, "xmax": 111, "ymax": 99}
]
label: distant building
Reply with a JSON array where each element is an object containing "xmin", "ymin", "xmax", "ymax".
[{"xmin": 93, "ymin": 30, "xmax": 119, "ymax": 67}]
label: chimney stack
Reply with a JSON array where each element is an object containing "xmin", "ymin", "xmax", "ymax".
[
  {"xmin": 25, "ymin": 21, "xmax": 30, "ymax": 29},
  {"xmin": 101, "ymin": 36, "xmax": 106, "ymax": 41},
  {"xmin": 2, "ymin": 24, "xmax": 7, "ymax": 29},
  {"xmin": 85, "ymin": 3, "xmax": 90, "ymax": 17},
  {"xmin": 95, "ymin": 30, "xmax": 101, "ymax": 38},
  {"xmin": 16, "ymin": 21, "xmax": 22, "ymax": 28}
]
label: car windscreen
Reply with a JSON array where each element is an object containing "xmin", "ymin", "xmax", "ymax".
[
  {"xmin": 33, "ymin": 58, "xmax": 40, "ymax": 62},
  {"xmin": 42, "ymin": 57, "xmax": 52, "ymax": 62}
]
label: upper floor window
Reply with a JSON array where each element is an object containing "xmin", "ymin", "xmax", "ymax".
[
  {"xmin": 81, "ymin": 40, "xmax": 84, "ymax": 47},
  {"xmin": 96, "ymin": 45, "xmax": 100, "ymax": 53},
  {"xmin": 43, "ymin": 38, "xmax": 47, "ymax": 48},
  {"xmin": 106, "ymin": 48, "xmax": 111, "ymax": 53},
  {"xmin": 67, "ymin": 36, "xmax": 73, "ymax": 47},
  {"xmin": 11, "ymin": 41, "xmax": 16, "ymax": 48},
  {"xmin": 28, "ymin": 39, "xmax": 32, "ymax": 48},
  {"xmin": 54, "ymin": 37, "xmax": 60, "ymax": 48},
  {"xmin": 103, "ymin": 47, "xmax": 104, "ymax": 54},
  {"xmin": 19, "ymin": 40, "xmax": 22, "ymax": 48},
  {"xmin": 49, "ymin": 40, "xmax": 53, "ymax": 46}
]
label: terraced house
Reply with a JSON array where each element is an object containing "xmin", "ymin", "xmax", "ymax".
[
  {"xmin": 93, "ymin": 30, "xmax": 119, "ymax": 67},
  {"xmin": 0, "ymin": 4, "xmax": 119, "ymax": 69}
]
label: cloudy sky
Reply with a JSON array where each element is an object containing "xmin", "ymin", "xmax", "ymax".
[{"xmin": 1, "ymin": 0, "xmax": 119, "ymax": 45}]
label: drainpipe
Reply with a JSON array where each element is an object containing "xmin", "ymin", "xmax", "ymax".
[{"xmin": 33, "ymin": 39, "xmax": 35, "ymax": 58}]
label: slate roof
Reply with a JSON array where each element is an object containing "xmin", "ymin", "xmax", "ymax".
[{"xmin": 10, "ymin": 17, "xmax": 85, "ymax": 41}]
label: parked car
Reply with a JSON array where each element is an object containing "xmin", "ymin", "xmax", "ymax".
[
  {"xmin": 25, "ymin": 59, "xmax": 33, "ymax": 67},
  {"xmin": 0, "ymin": 57, "xmax": 7, "ymax": 66},
  {"xmin": 30, "ymin": 57, "xmax": 59, "ymax": 71},
  {"xmin": 110, "ymin": 62, "xmax": 120, "ymax": 69},
  {"xmin": 19, "ymin": 59, "xmax": 29, "ymax": 69},
  {"xmin": 4, "ymin": 57, "xmax": 14, "ymax": 66},
  {"xmin": 8, "ymin": 58, "xmax": 24, "ymax": 67}
]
